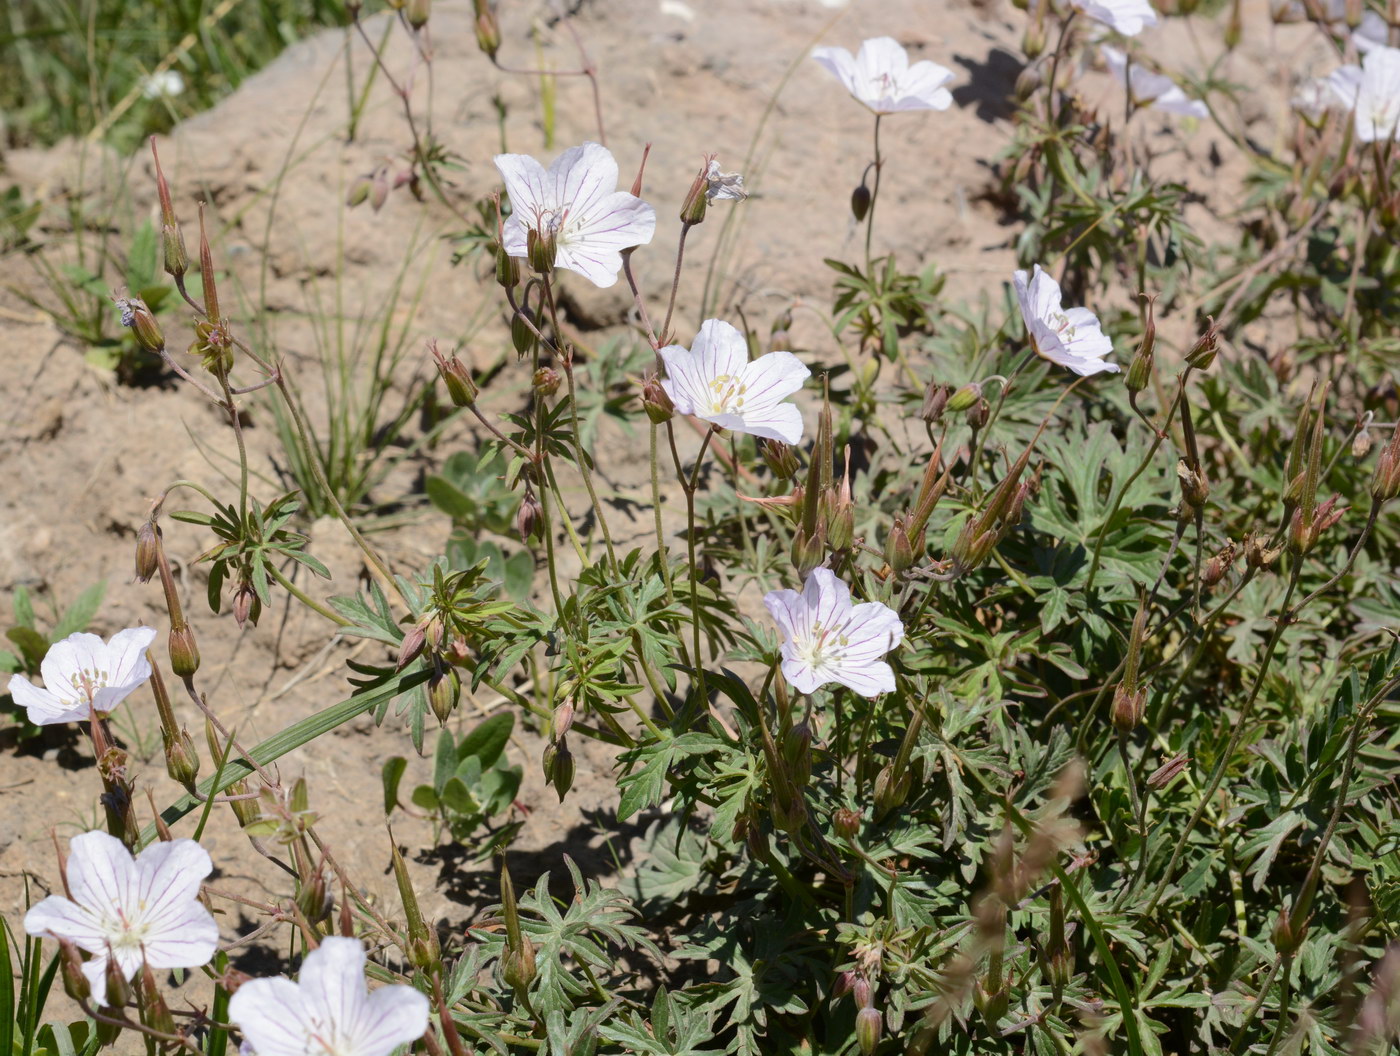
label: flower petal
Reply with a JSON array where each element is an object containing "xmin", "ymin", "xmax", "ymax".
[
  {"xmin": 692, "ymin": 319, "xmax": 749, "ymax": 383},
  {"xmin": 66, "ymin": 831, "xmax": 137, "ymax": 922},
  {"xmin": 780, "ymin": 656, "xmax": 827, "ymax": 695},
  {"xmin": 8, "ymin": 675, "xmax": 79, "ymax": 726},
  {"xmin": 493, "ymin": 153, "xmax": 550, "ymax": 223},
  {"xmin": 763, "ymin": 588, "xmax": 805, "ymax": 645},
  {"xmin": 345, "ymin": 984, "xmax": 431, "ymax": 1056},
  {"xmin": 833, "ymin": 659, "xmax": 896, "ymax": 698},
  {"xmin": 298, "ymin": 937, "xmax": 369, "ymax": 1040},
  {"xmin": 812, "ymin": 46, "xmax": 859, "ymax": 98},
  {"xmin": 24, "ymin": 895, "xmax": 107, "ymax": 955},
  {"xmin": 103, "ymin": 627, "xmax": 157, "ymax": 689},
  {"xmin": 658, "ymin": 344, "xmax": 709, "ymax": 417},
  {"xmin": 229, "ymin": 976, "xmax": 317, "ymax": 1056},
  {"xmin": 39, "ymin": 633, "xmax": 104, "ymax": 707},
  {"xmin": 728, "ymin": 403, "xmax": 804, "ymax": 445},
  {"xmin": 135, "ymin": 839, "xmax": 217, "ymax": 970},
  {"xmin": 548, "ymin": 141, "xmax": 619, "ymax": 218}
]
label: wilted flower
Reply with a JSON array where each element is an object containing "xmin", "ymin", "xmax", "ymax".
[
  {"xmin": 1100, "ymin": 46, "xmax": 1208, "ymax": 118},
  {"xmin": 8, "ymin": 627, "xmax": 157, "ymax": 726},
  {"xmin": 659, "ymin": 319, "xmax": 810, "ymax": 444},
  {"xmin": 229, "ymin": 937, "xmax": 430, "ymax": 1056},
  {"xmin": 811, "ymin": 36, "xmax": 955, "ymax": 114},
  {"xmin": 1073, "ymin": 0, "xmax": 1159, "ymax": 35},
  {"xmin": 24, "ymin": 831, "xmax": 218, "ymax": 1003},
  {"xmin": 1013, "ymin": 265, "xmax": 1120, "ymax": 377},
  {"xmin": 704, "ymin": 159, "xmax": 747, "ymax": 201},
  {"xmin": 763, "ymin": 567, "xmax": 904, "ymax": 697},
  {"xmin": 493, "ymin": 142, "xmax": 656, "ymax": 288},
  {"xmin": 1326, "ymin": 44, "xmax": 1400, "ymax": 141}
]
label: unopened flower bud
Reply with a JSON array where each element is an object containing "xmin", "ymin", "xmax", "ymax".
[
  {"xmin": 1353, "ymin": 427, "xmax": 1373, "ymax": 458},
  {"xmin": 527, "ymin": 226, "xmax": 557, "ymax": 273},
  {"xmin": 1185, "ymin": 320, "xmax": 1219, "ymax": 371},
  {"xmin": 118, "ymin": 296, "xmax": 165, "ymax": 354},
  {"xmin": 431, "ymin": 343, "xmax": 478, "ymax": 407},
  {"xmin": 406, "ymin": 0, "xmax": 430, "ymax": 27},
  {"xmin": 782, "ymin": 721, "xmax": 813, "ymax": 787},
  {"xmin": 851, "ymin": 182, "xmax": 872, "ymax": 222},
  {"xmin": 232, "ymin": 582, "xmax": 259, "ymax": 629},
  {"xmin": 169, "ymin": 623, "xmax": 200, "ymax": 677},
  {"xmin": 1147, "ymin": 752, "xmax": 1189, "ymax": 789},
  {"xmin": 512, "ymin": 308, "xmax": 539, "ymax": 357},
  {"xmin": 1111, "ymin": 683, "xmax": 1147, "ymax": 733},
  {"xmin": 852, "ymin": 975, "xmax": 873, "ymax": 1009},
  {"xmin": 966, "ymin": 397, "xmax": 991, "ymax": 430},
  {"xmin": 884, "ymin": 517, "xmax": 915, "ymax": 573},
  {"xmin": 1201, "ymin": 541, "xmax": 1236, "ymax": 587},
  {"xmin": 680, "ymin": 165, "xmax": 709, "ymax": 226},
  {"xmin": 791, "ymin": 524, "xmax": 826, "ymax": 576},
  {"xmin": 369, "ymin": 170, "xmax": 390, "ymax": 213},
  {"xmin": 502, "ymin": 935, "xmax": 537, "ymax": 990},
  {"xmin": 873, "ymin": 763, "xmax": 910, "ymax": 820},
  {"xmin": 550, "ymin": 738, "xmax": 575, "ymax": 801},
  {"xmin": 135, "ymin": 521, "xmax": 160, "ymax": 583},
  {"xmin": 552, "ymin": 699, "xmax": 575, "ymax": 739},
  {"xmin": 517, "ymin": 489, "xmax": 543, "ymax": 541},
  {"xmin": 946, "ymin": 382, "xmax": 982, "ymax": 413},
  {"xmin": 494, "ymin": 241, "xmax": 520, "ymax": 288},
  {"xmin": 856, "ymin": 1006, "xmax": 883, "ymax": 1055},
  {"xmin": 474, "ymin": 2, "xmax": 500, "ymax": 58},
  {"xmin": 832, "ymin": 970, "xmax": 856, "ymax": 1002},
  {"xmin": 1371, "ymin": 427, "xmax": 1400, "ymax": 502},
  {"xmin": 296, "ymin": 869, "xmax": 331, "ymax": 925},
  {"xmin": 762, "ymin": 440, "xmax": 799, "ymax": 479},
  {"xmin": 59, "ymin": 941, "xmax": 90, "ymax": 1003},
  {"xmin": 164, "ymin": 727, "xmax": 200, "ymax": 787},
  {"xmin": 832, "ymin": 807, "xmax": 861, "ymax": 840},
  {"xmin": 105, "ymin": 957, "xmax": 132, "ymax": 1008},
  {"xmin": 1272, "ymin": 905, "xmax": 1306, "ymax": 955},
  {"xmin": 920, "ymin": 381, "xmax": 951, "ymax": 424},
  {"xmin": 397, "ymin": 623, "xmax": 427, "ymax": 670},
  {"xmin": 428, "ymin": 668, "xmax": 460, "ymax": 725},
  {"xmin": 1021, "ymin": 23, "xmax": 1046, "ymax": 61},
  {"xmin": 533, "ymin": 366, "xmax": 560, "ymax": 396},
  {"xmin": 642, "ymin": 374, "xmax": 675, "ymax": 423}
]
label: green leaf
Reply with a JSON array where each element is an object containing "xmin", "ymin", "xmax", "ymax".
[
  {"xmin": 456, "ymin": 712, "xmax": 514, "ymax": 770},
  {"xmin": 12, "ymin": 587, "xmax": 34, "ymax": 630},
  {"xmin": 6, "ymin": 628, "xmax": 48, "ymax": 672},
  {"xmin": 410, "ymin": 785, "xmax": 440, "ymax": 812}
]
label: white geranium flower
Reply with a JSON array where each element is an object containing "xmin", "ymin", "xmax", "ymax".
[
  {"xmin": 140, "ymin": 70, "xmax": 185, "ymax": 99},
  {"xmin": 764, "ymin": 568, "xmax": 904, "ymax": 698},
  {"xmin": 494, "ymin": 142, "xmax": 656, "ymax": 289},
  {"xmin": 1073, "ymin": 0, "xmax": 1159, "ymax": 35},
  {"xmin": 229, "ymin": 937, "xmax": 430, "ymax": 1056},
  {"xmin": 1326, "ymin": 44, "xmax": 1400, "ymax": 141},
  {"xmin": 659, "ymin": 319, "xmax": 810, "ymax": 444},
  {"xmin": 24, "ymin": 831, "xmax": 218, "ymax": 1003},
  {"xmin": 1100, "ymin": 46, "xmax": 1208, "ymax": 118},
  {"xmin": 1014, "ymin": 265, "xmax": 1120, "ymax": 377},
  {"xmin": 705, "ymin": 159, "xmax": 747, "ymax": 202},
  {"xmin": 811, "ymin": 36, "xmax": 955, "ymax": 114},
  {"xmin": 8, "ymin": 627, "xmax": 157, "ymax": 726}
]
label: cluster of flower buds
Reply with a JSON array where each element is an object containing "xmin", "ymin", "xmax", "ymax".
[
  {"xmin": 831, "ymin": 970, "xmax": 881, "ymax": 1054},
  {"xmin": 542, "ymin": 700, "xmax": 575, "ymax": 802}
]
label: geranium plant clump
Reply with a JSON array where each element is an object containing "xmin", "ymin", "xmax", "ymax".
[{"xmin": 8, "ymin": 2, "xmax": 1400, "ymax": 1055}]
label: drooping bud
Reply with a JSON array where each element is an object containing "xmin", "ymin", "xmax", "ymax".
[
  {"xmin": 762, "ymin": 440, "xmax": 799, "ymax": 479},
  {"xmin": 397, "ymin": 623, "xmax": 427, "ymax": 670},
  {"xmin": 966, "ymin": 397, "xmax": 991, "ymax": 430},
  {"xmin": 856, "ymin": 1006, "xmax": 883, "ymax": 1055},
  {"xmin": 517, "ymin": 488, "xmax": 543, "ymax": 542},
  {"xmin": 533, "ymin": 366, "xmax": 560, "ymax": 396},
  {"xmin": 346, "ymin": 175, "xmax": 373, "ymax": 208},
  {"xmin": 59, "ymin": 941, "xmax": 91, "ymax": 1003},
  {"xmin": 1272, "ymin": 904, "xmax": 1307, "ymax": 956},
  {"xmin": 430, "ymin": 342, "xmax": 478, "ymax": 407},
  {"xmin": 884, "ymin": 516, "xmax": 915, "ymax": 573},
  {"xmin": 227, "ymin": 780, "xmax": 261, "ymax": 827},
  {"xmin": 105, "ymin": 956, "xmax": 132, "ymax": 1009},
  {"xmin": 474, "ymin": 0, "xmax": 501, "ymax": 58},
  {"xmin": 118, "ymin": 296, "xmax": 165, "ymax": 354},
  {"xmin": 850, "ymin": 182, "xmax": 872, "ymax": 222},
  {"xmin": 852, "ymin": 975, "xmax": 873, "ymax": 1009},
  {"xmin": 552, "ymin": 699, "xmax": 575, "ymax": 739},
  {"xmin": 527, "ymin": 226, "xmax": 557, "ymax": 274},
  {"xmin": 1371, "ymin": 424, "xmax": 1400, "ymax": 503},
  {"xmin": 550, "ymin": 737, "xmax": 575, "ymax": 801},
  {"xmin": 1353, "ymin": 425, "xmax": 1373, "ymax": 458},
  {"xmin": 769, "ymin": 307, "xmax": 793, "ymax": 351},
  {"xmin": 164, "ymin": 726, "xmax": 200, "ymax": 788},
  {"xmin": 791, "ymin": 523, "xmax": 826, "ymax": 576},
  {"xmin": 1111, "ymin": 683, "xmax": 1147, "ymax": 733},
  {"xmin": 512, "ymin": 307, "xmax": 539, "ymax": 357},
  {"xmin": 428, "ymin": 668, "xmax": 460, "ymax": 725},
  {"xmin": 873, "ymin": 763, "xmax": 910, "ymax": 821},
  {"xmin": 295, "ymin": 868, "xmax": 331, "ymax": 926},
  {"xmin": 232, "ymin": 582, "xmax": 259, "ymax": 629},
  {"xmin": 369, "ymin": 170, "xmax": 390, "ymax": 213},
  {"xmin": 680, "ymin": 163, "xmax": 709, "ymax": 226},
  {"xmin": 1125, "ymin": 295, "xmax": 1156, "ymax": 393},
  {"xmin": 135, "ymin": 521, "xmax": 160, "ymax": 583},
  {"xmin": 832, "ymin": 970, "xmax": 856, "ymax": 1002},
  {"xmin": 946, "ymin": 382, "xmax": 982, "ymax": 413},
  {"xmin": 494, "ymin": 241, "xmax": 520, "ymax": 288},
  {"xmin": 782, "ymin": 721, "xmax": 813, "ymax": 787},
  {"xmin": 169, "ymin": 623, "xmax": 200, "ymax": 678},
  {"xmin": 642, "ymin": 374, "xmax": 675, "ymax": 423},
  {"xmin": 920, "ymin": 381, "xmax": 951, "ymax": 424},
  {"xmin": 1184, "ymin": 318, "xmax": 1219, "ymax": 371},
  {"xmin": 832, "ymin": 807, "xmax": 862, "ymax": 840},
  {"xmin": 406, "ymin": 0, "xmax": 430, "ymax": 28}
]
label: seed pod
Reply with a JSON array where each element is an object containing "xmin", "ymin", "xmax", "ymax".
[
  {"xmin": 502, "ymin": 935, "xmax": 537, "ymax": 991},
  {"xmin": 533, "ymin": 366, "xmax": 560, "ymax": 397},
  {"xmin": 680, "ymin": 163, "xmax": 709, "ymax": 226},
  {"xmin": 428, "ymin": 669, "xmax": 460, "ymax": 726},
  {"xmin": 134, "ymin": 521, "xmax": 160, "ymax": 583},
  {"xmin": 832, "ymin": 807, "xmax": 862, "ymax": 840},
  {"xmin": 856, "ymin": 1006, "xmax": 883, "ymax": 1055}
]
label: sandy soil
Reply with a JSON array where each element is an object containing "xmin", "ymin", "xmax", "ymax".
[{"xmin": 0, "ymin": 0, "xmax": 1322, "ymax": 1030}]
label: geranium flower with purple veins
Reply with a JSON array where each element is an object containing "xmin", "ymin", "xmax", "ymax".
[
  {"xmin": 493, "ymin": 141, "xmax": 655, "ymax": 289},
  {"xmin": 8, "ymin": 627, "xmax": 157, "ymax": 726},
  {"xmin": 764, "ymin": 568, "xmax": 904, "ymax": 698},
  {"xmin": 1073, "ymin": 0, "xmax": 1159, "ymax": 35},
  {"xmin": 1101, "ymin": 46, "xmax": 1208, "ymax": 118},
  {"xmin": 24, "ymin": 831, "xmax": 219, "ymax": 1003},
  {"xmin": 1014, "ymin": 265, "xmax": 1120, "ymax": 377},
  {"xmin": 811, "ymin": 37, "xmax": 954, "ymax": 114},
  {"xmin": 229, "ymin": 937, "xmax": 429, "ymax": 1056},
  {"xmin": 659, "ymin": 319, "xmax": 809, "ymax": 444}
]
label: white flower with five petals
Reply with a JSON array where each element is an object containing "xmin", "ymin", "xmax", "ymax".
[
  {"xmin": 764, "ymin": 569, "xmax": 904, "ymax": 698},
  {"xmin": 1073, "ymin": 0, "xmax": 1159, "ymax": 35},
  {"xmin": 8, "ymin": 627, "xmax": 157, "ymax": 726},
  {"xmin": 811, "ymin": 37, "xmax": 955, "ymax": 114},
  {"xmin": 1100, "ymin": 46, "xmax": 1208, "ymax": 118},
  {"xmin": 24, "ymin": 831, "xmax": 219, "ymax": 1003},
  {"xmin": 1326, "ymin": 44, "xmax": 1400, "ymax": 141},
  {"xmin": 493, "ymin": 142, "xmax": 656, "ymax": 289},
  {"xmin": 229, "ymin": 937, "xmax": 429, "ymax": 1056},
  {"xmin": 659, "ymin": 319, "xmax": 810, "ymax": 444},
  {"xmin": 1014, "ymin": 265, "xmax": 1119, "ymax": 377}
]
